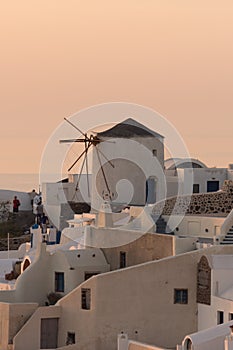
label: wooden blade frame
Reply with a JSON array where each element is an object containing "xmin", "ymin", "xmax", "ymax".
[
  {"xmin": 84, "ymin": 139, "xmax": 90, "ymax": 198},
  {"xmin": 62, "ymin": 117, "xmax": 115, "ymax": 201},
  {"xmin": 96, "ymin": 147, "xmax": 111, "ymax": 196},
  {"xmin": 60, "ymin": 138, "xmax": 87, "ymax": 143},
  {"xmin": 64, "ymin": 117, "xmax": 87, "ymax": 138},
  {"xmin": 68, "ymin": 143, "xmax": 92, "ymax": 172},
  {"xmin": 96, "ymin": 147, "xmax": 115, "ymax": 168},
  {"xmin": 71, "ymin": 144, "xmax": 90, "ymax": 201}
]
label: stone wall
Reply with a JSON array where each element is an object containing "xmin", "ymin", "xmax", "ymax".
[
  {"xmin": 102, "ymin": 232, "xmax": 174, "ymax": 270},
  {"xmin": 153, "ymin": 180, "xmax": 233, "ymax": 217},
  {"xmin": 0, "ymin": 201, "xmax": 10, "ymax": 223}
]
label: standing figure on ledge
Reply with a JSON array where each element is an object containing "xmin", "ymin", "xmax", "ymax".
[
  {"xmin": 13, "ymin": 196, "xmax": 20, "ymax": 213},
  {"xmin": 28, "ymin": 189, "xmax": 37, "ymax": 211}
]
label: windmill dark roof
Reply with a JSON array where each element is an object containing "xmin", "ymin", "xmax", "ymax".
[{"xmin": 97, "ymin": 118, "xmax": 164, "ymax": 139}]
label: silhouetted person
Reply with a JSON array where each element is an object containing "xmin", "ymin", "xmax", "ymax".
[
  {"xmin": 41, "ymin": 213, "xmax": 49, "ymax": 233},
  {"xmin": 13, "ymin": 196, "xmax": 20, "ymax": 213},
  {"xmin": 36, "ymin": 203, "xmax": 43, "ymax": 224}
]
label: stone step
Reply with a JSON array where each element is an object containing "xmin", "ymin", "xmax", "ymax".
[{"xmin": 221, "ymin": 226, "xmax": 233, "ymax": 244}]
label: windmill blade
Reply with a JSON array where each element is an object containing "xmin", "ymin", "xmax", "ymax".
[
  {"xmin": 89, "ymin": 133, "xmax": 115, "ymax": 144},
  {"xmin": 64, "ymin": 117, "xmax": 88, "ymax": 139},
  {"xmin": 96, "ymin": 148, "xmax": 111, "ymax": 195},
  {"xmin": 96, "ymin": 146, "xmax": 115, "ymax": 168},
  {"xmin": 98, "ymin": 139, "xmax": 115, "ymax": 144},
  {"xmin": 71, "ymin": 148, "xmax": 88, "ymax": 201},
  {"xmin": 68, "ymin": 143, "xmax": 92, "ymax": 172},
  {"xmin": 60, "ymin": 138, "xmax": 87, "ymax": 143},
  {"xmin": 84, "ymin": 140, "xmax": 91, "ymax": 198}
]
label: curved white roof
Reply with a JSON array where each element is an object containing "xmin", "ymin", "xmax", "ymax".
[
  {"xmin": 165, "ymin": 158, "xmax": 207, "ymax": 170},
  {"xmin": 183, "ymin": 321, "xmax": 233, "ymax": 345}
]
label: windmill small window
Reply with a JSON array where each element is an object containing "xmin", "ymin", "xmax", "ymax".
[
  {"xmin": 152, "ymin": 149, "xmax": 157, "ymax": 157},
  {"xmin": 60, "ymin": 118, "xmax": 115, "ymax": 203}
]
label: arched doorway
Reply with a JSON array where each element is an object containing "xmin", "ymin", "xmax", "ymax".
[
  {"xmin": 184, "ymin": 338, "xmax": 192, "ymax": 350},
  {"xmin": 22, "ymin": 258, "xmax": 31, "ymax": 271}
]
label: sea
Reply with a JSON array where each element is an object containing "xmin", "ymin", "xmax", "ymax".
[{"xmin": 0, "ymin": 174, "xmax": 40, "ymax": 193}]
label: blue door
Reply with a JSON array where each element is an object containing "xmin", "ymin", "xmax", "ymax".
[{"xmin": 146, "ymin": 177, "xmax": 156, "ymax": 204}]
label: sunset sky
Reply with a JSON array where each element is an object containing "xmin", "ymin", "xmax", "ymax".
[{"xmin": 0, "ymin": 1, "xmax": 232, "ymax": 174}]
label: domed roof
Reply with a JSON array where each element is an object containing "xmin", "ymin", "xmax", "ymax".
[
  {"xmin": 165, "ymin": 158, "xmax": 207, "ymax": 170},
  {"xmin": 97, "ymin": 118, "xmax": 164, "ymax": 140}
]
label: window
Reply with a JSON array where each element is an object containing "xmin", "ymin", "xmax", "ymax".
[
  {"xmin": 217, "ymin": 310, "xmax": 224, "ymax": 324},
  {"xmin": 120, "ymin": 251, "xmax": 126, "ymax": 268},
  {"xmin": 55, "ymin": 272, "xmax": 64, "ymax": 292},
  {"xmin": 66, "ymin": 332, "xmax": 75, "ymax": 345},
  {"xmin": 152, "ymin": 149, "xmax": 157, "ymax": 157},
  {"xmin": 193, "ymin": 184, "xmax": 200, "ymax": 193},
  {"xmin": 84, "ymin": 272, "xmax": 100, "ymax": 281},
  {"xmin": 229, "ymin": 313, "xmax": 233, "ymax": 321},
  {"xmin": 207, "ymin": 180, "xmax": 219, "ymax": 192},
  {"xmin": 81, "ymin": 288, "xmax": 91, "ymax": 310},
  {"xmin": 174, "ymin": 289, "xmax": 188, "ymax": 304}
]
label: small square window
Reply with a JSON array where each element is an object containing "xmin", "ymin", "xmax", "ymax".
[
  {"xmin": 81, "ymin": 288, "xmax": 91, "ymax": 310},
  {"xmin": 174, "ymin": 289, "xmax": 188, "ymax": 304},
  {"xmin": 84, "ymin": 272, "xmax": 100, "ymax": 281},
  {"xmin": 66, "ymin": 332, "xmax": 75, "ymax": 345},
  {"xmin": 152, "ymin": 149, "xmax": 157, "ymax": 157},
  {"xmin": 55, "ymin": 272, "xmax": 64, "ymax": 293},
  {"xmin": 193, "ymin": 184, "xmax": 200, "ymax": 193}
]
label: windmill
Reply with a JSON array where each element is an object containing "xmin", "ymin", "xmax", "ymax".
[{"xmin": 59, "ymin": 117, "xmax": 115, "ymax": 202}]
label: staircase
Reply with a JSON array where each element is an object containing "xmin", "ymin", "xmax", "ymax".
[
  {"xmin": 220, "ymin": 225, "xmax": 233, "ymax": 244},
  {"xmin": 151, "ymin": 215, "xmax": 174, "ymax": 235}
]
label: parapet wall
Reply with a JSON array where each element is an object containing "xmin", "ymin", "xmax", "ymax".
[{"xmin": 153, "ymin": 180, "xmax": 233, "ymax": 217}]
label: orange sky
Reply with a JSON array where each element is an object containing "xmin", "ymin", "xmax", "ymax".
[{"xmin": 0, "ymin": 0, "xmax": 232, "ymax": 173}]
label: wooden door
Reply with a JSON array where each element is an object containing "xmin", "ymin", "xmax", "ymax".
[{"xmin": 40, "ymin": 318, "xmax": 58, "ymax": 349}]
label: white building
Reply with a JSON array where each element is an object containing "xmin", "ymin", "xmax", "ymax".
[
  {"xmin": 42, "ymin": 119, "xmax": 233, "ymax": 232},
  {"xmin": 1, "ymin": 119, "xmax": 232, "ymax": 349}
]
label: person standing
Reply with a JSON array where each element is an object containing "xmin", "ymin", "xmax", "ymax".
[
  {"xmin": 36, "ymin": 202, "xmax": 43, "ymax": 224},
  {"xmin": 13, "ymin": 196, "xmax": 20, "ymax": 213},
  {"xmin": 28, "ymin": 189, "xmax": 37, "ymax": 210},
  {"xmin": 41, "ymin": 213, "xmax": 49, "ymax": 233}
]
